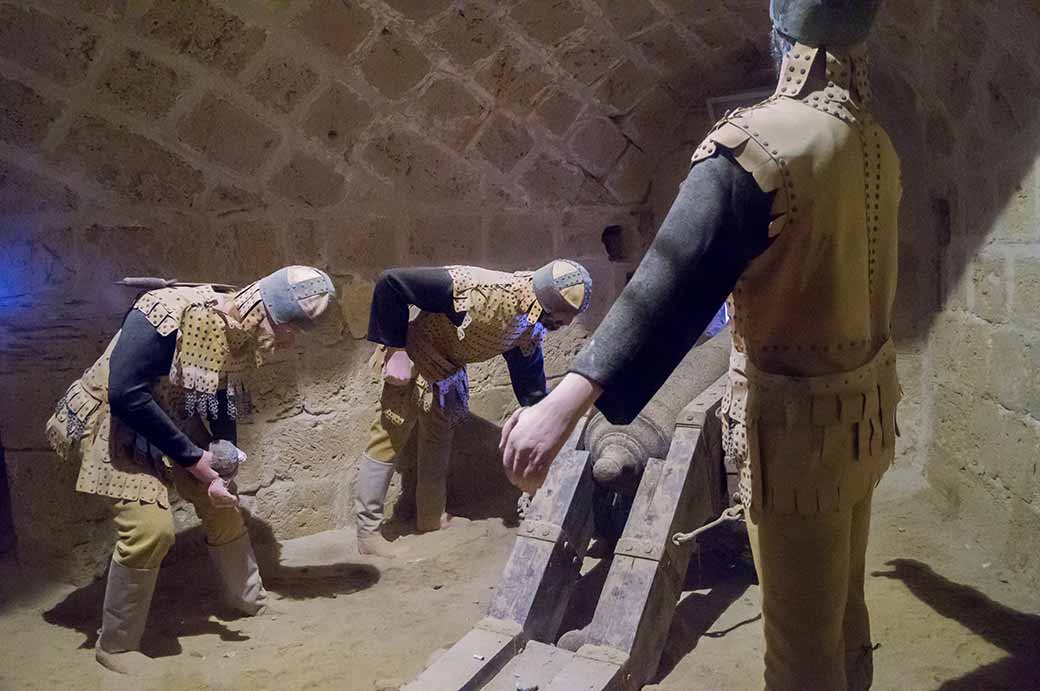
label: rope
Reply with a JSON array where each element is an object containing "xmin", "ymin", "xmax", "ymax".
[{"xmin": 672, "ymin": 505, "xmax": 745, "ymax": 547}]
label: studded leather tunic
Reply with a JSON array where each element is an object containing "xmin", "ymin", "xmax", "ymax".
[
  {"xmin": 403, "ymin": 266, "xmax": 546, "ymax": 426},
  {"xmin": 46, "ymin": 286, "xmax": 226, "ymax": 507},
  {"xmin": 693, "ymin": 43, "xmax": 903, "ymax": 513}
]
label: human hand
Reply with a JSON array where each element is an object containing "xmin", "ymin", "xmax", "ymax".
[
  {"xmin": 207, "ymin": 477, "xmax": 239, "ymax": 509},
  {"xmin": 383, "ymin": 349, "xmax": 415, "ymax": 386},
  {"xmin": 188, "ymin": 450, "xmax": 240, "ymax": 508},
  {"xmin": 499, "ymin": 374, "xmax": 600, "ymax": 492}
]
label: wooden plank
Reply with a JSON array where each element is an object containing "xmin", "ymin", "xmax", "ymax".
[
  {"xmin": 487, "ymin": 442, "xmax": 596, "ymax": 642},
  {"xmin": 401, "ymin": 626, "xmax": 519, "ymax": 691},
  {"xmin": 541, "ymin": 653, "xmax": 624, "ymax": 691},
  {"xmin": 483, "ymin": 641, "xmax": 576, "ymax": 691},
  {"xmin": 407, "ymin": 424, "xmax": 596, "ymax": 691},
  {"xmin": 572, "ymin": 412, "xmax": 725, "ymax": 687}
]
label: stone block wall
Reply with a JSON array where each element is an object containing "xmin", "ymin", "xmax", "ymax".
[
  {"xmin": 870, "ymin": 2, "xmax": 1040, "ymax": 588},
  {"xmin": 12, "ymin": 0, "xmax": 1034, "ymax": 591},
  {"xmin": 0, "ymin": 0, "xmax": 772, "ymax": 581}
]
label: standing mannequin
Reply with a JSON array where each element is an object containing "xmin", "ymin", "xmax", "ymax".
[{"xmin": 500, "ymin": 2, "xmax": 900, "ymax": 688}]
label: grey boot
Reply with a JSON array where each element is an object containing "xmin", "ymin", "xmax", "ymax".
[
  {"xmin": 207, "ymin": 532, "xmax": 268, "ymax": 616},
  {"xmin": 355, "ymin": 454, "xmax": 398, "ymax": 558},
  {"xmin": 95, "ymin": 559, "xmax": 160, "ymax": 675}
]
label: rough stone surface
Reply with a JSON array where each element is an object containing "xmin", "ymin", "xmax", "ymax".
[
  {"xmin": 0, "ymin": 76, "xmax": 62, "ymax": 146},
  {"xmin": 405, "ymin": 214, "xmax": 483, "ymax": 265},
  {"xmin": 338, "ymin": 273, "xmax": 376, "ymax": 339},
  {"xmin": 630, "ymin": 23, "xmax": 691, "ymax": 76},
  {"xmin": 359, "ymin": 27, "xmax": 431, "ymax": 100},
  {"xmin": 509, "ymin": 0, "xmax": 585, "ymax": 47},
  {"xmin": 224, "ymin": 219, "xmax": 287, "ymax": 280},
  {"xmin": 302, "ymin": 82, "xmax": 374, "ymax": 152},
  {"xmin": 178, "ymin": 93, "xmax": 281, "ymax": 174},
  {"xmin": 557, "ymin": 32, "xmax": 619, "ymax": 85},
  {"xmin": 595, "ymin": 59, "xmax": 651, "ymax": 114},
  {"xmin": 899, "ymin": 0, "xmax": 1040, "ymax": 593},
  {"xmin": 204, "ymin": 184, "xmax": 266, "ymax": 216},
  {"xmin": 432, "ymin": 1, "xmax": 500, "ymax": 67},
  {"xmin": 412, "ymin": 77, "xmax": 489, "ymax": 150},
  {"xmin": 293, "ymin": 0, "xmax": 374, "ymax": 61},
  {"xmin": 0, "ymin": 160, "xmax": 79, "ymax": 214},
  {"xmin": 476, "ymin": 45, "xmax": 553, "ymax": 116},
  {"xmin": 1011, "ymin": 256, "xmax": 1040, "ymax": 331},
  {"xmin": 519, "ymin": 154, "xmax": 584, "ymax": 207},
  {"xmin": 605, "ymin": 145, "xmax": 653, "ymax": 203},
  {"xmin": 141, "ymin": 0, "xmax": 266, "ymax": 75},
  {"xmin": 534, "ymin": 88, "xmax": 584, "ymax": 136},
  {"xmin": 327, "ymin": 215, "xmax": 402, "ymax": 274},
  {"xmin": 568, "ymin": 117, "xmax": 627, "ymax": 178},
  {"xmin": 971, "ymin": 254, "xmax": 1008, "ymax": 323},
  {"xmin": 621, "ymin": 86, "xmax": 681, "ymax": 156},
  {"xmin": 475, "ymin": 113, "xmax": 534, "ymax": 174},
  {"xmin": 595, "ymin": 0, "xmax": 661, "ymax": 38},
  {"xmin": 382, "ymin": 0, "xmax": 454, "ymax": 22},
  {"xmin": 365, "ymin": 129, "xmax": 480, "ymax": 203},
  {"xmin": 247, "ymin": 55, "xmax": 320, "ymax": 114},
  {"xmin": 267, "ymin": 152, "xmax": 345, "ymax": 208},
  {"xmin": 0, "ymin": 5, "xmax": 99, "ymax": 86},
  {"xmin": 486, "ymin": 213, "xmax": 556, "ymax": 266},
  {"xmin": 97, "ymin": 49, "xmax": 191, "ymax": 118},
  {"xmin": 56, "ymin": 115, "xmax": 205, "ymax": 205}
]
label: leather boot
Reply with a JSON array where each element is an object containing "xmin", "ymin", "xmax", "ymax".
[
  {"xmin": 95, "ymin": 559, "xmax": 160, "ymax": 675},
  {"xmin": 355, "ymin": 454, "xmax": 397, "ymax": 558},
  {"xmin": 207, "ymin": 532, "xmax": 268, "ymax": 616}
]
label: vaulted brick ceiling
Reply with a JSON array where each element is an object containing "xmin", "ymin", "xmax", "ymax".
[{"xmin": 0, "ymin": 0, "xmax": 773, "ymax": 226}]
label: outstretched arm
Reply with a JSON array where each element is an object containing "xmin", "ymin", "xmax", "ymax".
[{"xmin": 501, "ymin": 152, "xmax": 772, "ymax": 488}]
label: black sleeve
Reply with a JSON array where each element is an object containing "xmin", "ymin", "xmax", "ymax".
[
  {"xmin": 108, "ymin": 309, "xmax": 204, "ymax": 467},
  {"xmin": 367, "ymin": 267, "xmax": 466, "ymax": 347},
  {"xmin": 570, "ymin": 153, "xmax": 774, "ymax": 424},
  {"xmin": 207, "ymin": 390, "xmax": 237, "ymax": 445},
  {"xmin": 502, "ymin": 346, "xmax": 549, "ymax": 407}
]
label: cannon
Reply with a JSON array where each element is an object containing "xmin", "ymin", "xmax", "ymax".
[
  {"xmin": 584, "ymin": 330, "xmax": 732, "ymax": 546},
  {"xmin": 404, "ymin": 331, "xmax": 743, "ymax": 691}
]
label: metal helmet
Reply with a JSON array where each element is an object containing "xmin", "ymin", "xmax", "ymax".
[
  {"xmin": 532, "ymin": 259, "xmax": 592, "ymax": 318},
  {"xmin": 770, "ymin": 0, "xmax": 883, "ymax": 47},
  {"xmin": 256, "ymin": 265, "xmax": 336, "ymax": 327}
]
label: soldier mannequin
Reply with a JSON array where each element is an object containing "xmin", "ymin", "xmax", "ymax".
[
  {"xmin": 500, "ymin": 2, "xmax": 899, "ymax": 689},
  {"xmin": 355, "ymin": 260, "xmax": 592, "ymax": 558},
  {"xmin": 47, "ymin": 266, "xmax": 336, "ymax": 675}
]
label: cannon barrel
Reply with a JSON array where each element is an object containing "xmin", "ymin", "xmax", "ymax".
[{"xmin": 582, "ymin": 328, "xmax": 731, "ymax": 493}]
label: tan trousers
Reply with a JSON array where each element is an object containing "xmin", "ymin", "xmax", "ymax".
[
  {"xmin": 747, "ymin": 489, "xmax": 875, "ymax": 691},
  {"xmin": 365, "ymin": 380, "xmax": 455, "ymax": 530},
  {"xmin": 111, "ymin": 463, "xmax": 247, "ymax": 569}
]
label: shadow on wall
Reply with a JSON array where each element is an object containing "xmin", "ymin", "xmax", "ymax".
[
  {"xmin": 873, "ymin": 558, "xmax": 1040, "ymax": 690},
  {"xmin": 870, "ymin": 2, "xmax": 1040, "ymax": 341},
  {"xmin": 41, "ymin": 512, "xmax": 381, "ymax": 655}
]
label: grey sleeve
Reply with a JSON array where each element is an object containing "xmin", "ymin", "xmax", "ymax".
[{"xmin": 570, "ymin": 152, "xmax": 773, "ymax": 424}]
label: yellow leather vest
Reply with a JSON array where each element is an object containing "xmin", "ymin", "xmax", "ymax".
[
  {"xmin": 693, "ymin": 44, "xmax": 903, "ymax": 514},
  {"xmin": 45, "ymin": 286, "xmax": 218, "ymax": 507},
  {"xmin": 406, "ymin": 266, "xmax": 544, "ymax": 384}
]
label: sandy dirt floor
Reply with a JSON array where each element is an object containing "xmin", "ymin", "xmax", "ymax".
[{"xmin": 1, "ymin": 465, "xmax": 1038, "ymax": 691}]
